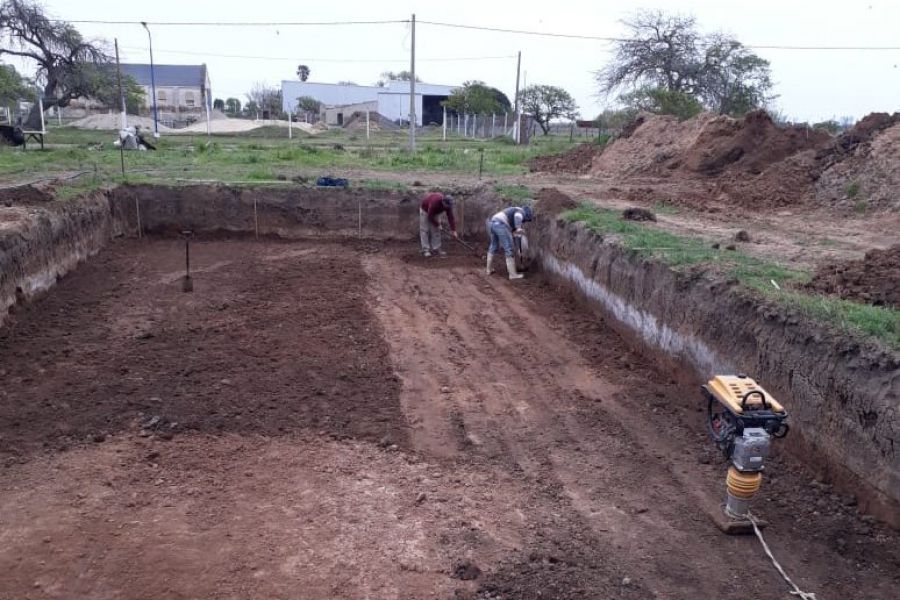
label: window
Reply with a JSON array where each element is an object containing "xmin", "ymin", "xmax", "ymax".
[
  {"xmin": 184, "ymin": 91, "xmax": 195, "ymax": 107},
  {"xmin": 157, "ymin": 90, "xmax": 167, "ymax": 104}
]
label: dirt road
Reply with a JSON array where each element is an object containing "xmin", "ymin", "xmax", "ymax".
[{"xmin": 1, "ymin": 238, "xmax": 897, "ymax": 599}]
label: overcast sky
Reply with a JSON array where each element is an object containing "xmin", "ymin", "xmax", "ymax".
[{"xmin": 12, "ymin": 0, "xmax": 900, "ymax": 122}]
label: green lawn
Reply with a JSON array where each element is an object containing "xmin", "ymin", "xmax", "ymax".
[
  {"xmin": 0, "ymin": 124, "xmax": 575, "ymax": 187},
  {"xmin": 563, "ymin": 203, "xmax": 899, "ymax": 348}
]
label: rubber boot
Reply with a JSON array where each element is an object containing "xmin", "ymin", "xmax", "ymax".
[
  {"xmin": 485, "ymin": 253, "xmax": 495, "ymax": 275},
  {"xmin": 506, "ymin": 257, "xmax": 524, "ymax": 280}
]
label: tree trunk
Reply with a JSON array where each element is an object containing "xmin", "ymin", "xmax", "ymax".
[{"xmin": 539, "ymin": 120, "xmax": 550, "ymax": 135}]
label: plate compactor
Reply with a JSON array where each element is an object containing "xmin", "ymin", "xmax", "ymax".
[{"xmin": 702, "ymin": 374, "xmax": 790, "ymax": 534}]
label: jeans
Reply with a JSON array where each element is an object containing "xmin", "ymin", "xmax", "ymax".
[
  {"xmin": 486, "ymin": 219, "xmax": 514, "ymax": 257},
  {"xmin": 419, "ymin": 209, "xmax": 442, "ymax": 252}
]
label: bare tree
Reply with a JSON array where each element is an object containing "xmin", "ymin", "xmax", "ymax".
[
  {"xmin": 296, "ymin": 64, "xmax": 310, "ymax": 81},
  {"xmin": 598, "ymin": 10, "xmax": 702, "ymax": 97},
  {"xmin": 597, "ymin": 10, "xmax": 774, "ymax": 117},
  {"xmin": 0, "ymin": 0, "xmax": 120, "ymax": 128}
]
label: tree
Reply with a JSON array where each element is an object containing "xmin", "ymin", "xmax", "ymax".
[
  {"xmin": 0, "ymin": 0, "xmax": 120, "ymax": 129},
  {"xmin": 0, "ymin": 62, "xmax": 32, "ymax": 105},
  {"xmin": 598, "ymin": 11, "xmax": 702, "ymax": 96},
  {"xmin": 246, "ymin": 82, "xmax": 282, "ymax": 117},
  {"xmin": 700, "ymin": 35, "xmax": 773, "ymax": 117},
  {"xmin": 295, "ymin": 95, "xmax": 321, "ymax": 114},
  {"xmin": 92, "ymin": 73, "xmax": 144, "ymax": 114},
  {"xmin": 443, "ymin": 80, "xmax": 511, "ymax": 115},
  {"xmin": 225, "ymin": 97, "xmax": 241, "ymax": 115},
  {"xmin": 296, "ymin": 64, "xmax": 310, "ymax": 81},
  {"xmin": 620, "ymin": 87, "xmax": 703, "ymax": 121},
  {"xmin": 597, "ymin": 10, "xmax": 773, "ymax": 117},
  {"xmin": 213, "ymin": 98, "xmax": 225, "ymax": 111},
  {"xmin": 375, "ymin": 70, "xmax": 421, "ymax": 87},
  {"xmin": 518, "ymin": 84, "xmax": 578, "ymax": 134},
  {"xmin": 243, "ymin": 100, "xmax": 258, "ymax": 118}
]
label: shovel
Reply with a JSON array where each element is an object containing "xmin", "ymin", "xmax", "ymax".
[
  {"xmin": 441, "ymin": 228, "xmax": 484, "ymax": 259},
  {"xmin": 181, "ymin": 230, "xmax": 193, "ymax": 293}
]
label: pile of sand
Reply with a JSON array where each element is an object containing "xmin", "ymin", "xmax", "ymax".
[
  {"xmin": 805, "ymin": 244, "xmax": 900, "ymax": 307},
  {"xmin": 172, "ymin": 118, "xmax": 319, "ymax": 135},
  {"xmin": 69, "ymin": 114, "xmax": 171, "ymax": 131}
]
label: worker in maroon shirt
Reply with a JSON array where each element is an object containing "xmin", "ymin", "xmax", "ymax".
[{"xmin": 419, "ymin": 191, "xmax": 457, "ymax": 257}]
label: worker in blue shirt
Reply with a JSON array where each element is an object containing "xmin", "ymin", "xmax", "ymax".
[{"xmin": 485, "ymin": 205, "xmax": 534, "ymax": 280}]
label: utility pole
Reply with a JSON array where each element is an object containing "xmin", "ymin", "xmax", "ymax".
[
  {"xmin": 114, "ymin": 38, "xmax": 125, "ymax": 177},
  {"xmin": 513, "ymin": 51, "xmax": 521, "ymax": 144},
  {"xmin": 140, "ymin": 22, "xmax": 159, "ymax": 138},
  {"xmin": 409, "ymin": 13, "xmax": 417, "ymax": 152}
]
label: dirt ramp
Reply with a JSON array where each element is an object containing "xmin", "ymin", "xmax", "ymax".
[{"xmin": 805, "ymin": 244, "xmax": 900, "ymax": 307}]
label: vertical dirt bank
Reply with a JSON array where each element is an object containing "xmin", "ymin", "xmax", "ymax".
[
  {"xmin": 0, "ymin": 192, "xmax": 119, "ymax": 325},
  {"xmin": 108, "ymin": 184, "xmax": 498, "ymax": 240},
  {"xmin": 527, "ymin": 214, "xmax": 900, "ymax": 525}
]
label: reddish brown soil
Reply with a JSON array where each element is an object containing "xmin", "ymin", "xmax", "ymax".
[
  {"xmin": 805, "ymin": 244, "xmax": 900, "ymax": 307},
  {"xmin": 528, "ymin": 143, "xmax": 599, "ymax": 174},
  {"xmin": 1, "ymin": 238, "xmax": 899, "ymax": 599},
  {"xmin": 531, "ymin": 110, "xmax": 898, "ymax": 213},
  {"xmin": 534, "ymin": 187, "xmax": 578, "ymax": 215}
]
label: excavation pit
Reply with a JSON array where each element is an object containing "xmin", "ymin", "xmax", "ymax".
[{"xmin": 0, "ymin": 185, "xmax": 898, "ymax": 598}]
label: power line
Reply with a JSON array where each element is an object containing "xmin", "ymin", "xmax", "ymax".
[
  {"xmin": 62, "ymin": 19, "xmax": 408, "ymax": 27},
  {"xmin": 119, "ymin": 45, "xmax": 515, "ymax": 63},
  {"xmin": 55, "ymin": 16, "xmax": 900, "ymax": 51},
  {"xmin": 418, "ymin": 20, "xmax": 900, "ymax": 51}
]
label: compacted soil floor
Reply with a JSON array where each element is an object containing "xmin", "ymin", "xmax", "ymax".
[{"xmin": 1, "ymin": 238, "xmax": 898, "ymax": 600}]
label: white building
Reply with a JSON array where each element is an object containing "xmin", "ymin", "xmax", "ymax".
[{"xmin": 281, "ymin": 80, "xmax": 455, "ymax": 126}]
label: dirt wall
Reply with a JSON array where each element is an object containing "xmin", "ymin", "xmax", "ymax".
[
  {"xmin": 0, "ymin": 193, "xmax": 119, "ymax": 325},
  {"xmin": 108, "ymin": 184, "xmax": 498, "ymax": 241},
  {"xmin": 528, "ymin": 215, "xmax": 900, "ymax": 525}
]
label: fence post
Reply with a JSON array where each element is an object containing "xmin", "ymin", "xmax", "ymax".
[
  {"xmin": 492, "ymin": 113, "xmax": 496, "ymax": 138},
  {"xmin": 442, "ymin": 106, "xmax": 447, "ymax": 141},
  {"xmin": 504, "ymin": 112, "xmax": 508, "ymax": 137}
]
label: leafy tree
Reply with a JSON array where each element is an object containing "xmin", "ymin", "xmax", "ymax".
[
  {"xmin": 375, "ymin": 70, "xmax": 421, "ymax": 87},
  {"xmin": 243, "ymin": 100, "xmax": 259, "ymax": 118},
  {"xmin": 246, "ymin": 82, "xmax": 282, "ymax": 116},
  {"xmin": 443, "ymin": 80, "xmax": 511, "ymax": 115},
  {"xmin": 213, "ymin": 98, "xmax": 225, "ymax": 111},
  {"xmin": 296, "ymin": 64, "xmax": 310, "ymax": 81},
  {"xmin": 518, "ymin": 84, "xmax": 578, "ymax": 134},
  {"xmin": 700, "ymin": 35, "xmax": 773, "ymax": 117},
  {"xmin": 225, "ymin": 97, "xmax": 241, "ymax": 115},
  {"xmin": 620, "ymin": 87, "xmax": 703, "ymax": 121},
  {"xmin": 295, "ymin": 95, "xmax": 321, "ymax": 114},
  {"xmin": 93, "ymin": 73, "xmax": 144, "ymax": 114},
  {"xmin": 597, "ymin": 10, "xmax": 772, "ymax": 117},
  {"xmin": 0, "ymin": 0, "xmax": 120, "ymax": 128},
  {"xmin": 0, "ymin": 62, "xmax": 32, "ymax": 105},
  {"xmin": 595, "ymin": 107, "xmax": 639, "ymax": 131}
]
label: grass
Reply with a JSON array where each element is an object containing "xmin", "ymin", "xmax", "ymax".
[
  {"xmin": 0, "ymin": 125, "xmax": 578, "ymax": 187},
  {"xmin": 494, "ymin": 184, "xmax": 532, "ymax": 202},
  {"xmin": 562, "ymin": 203, "xmax": 899, "ymax": 348}
]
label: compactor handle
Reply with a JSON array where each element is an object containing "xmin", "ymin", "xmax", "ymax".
[{"xmin": 741, "ymin": 389, "xmax": 769, "ymax": 411}]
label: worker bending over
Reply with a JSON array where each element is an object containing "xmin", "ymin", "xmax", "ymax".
[
  {"xmin": 419, "ymin": 191, "xmax": 457, "ymax": 257},
  {"xmin": 486, "ymin": 205, "xmax": 534, "ymax": 280}
]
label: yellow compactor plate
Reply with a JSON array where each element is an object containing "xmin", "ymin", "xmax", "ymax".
[{"xmin": 706, "ymin": 375, "xmax": 785, "ymax": 414}]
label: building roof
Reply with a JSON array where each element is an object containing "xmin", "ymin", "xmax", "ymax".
[
  {"xmin": 120, "ymin": 64, "xmax": 208, "ymax": 88},
  {"xmin": 281, "ymin": 80, "xmax": 456, "ymax": 111}
]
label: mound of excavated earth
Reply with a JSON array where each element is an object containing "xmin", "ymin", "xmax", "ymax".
[{"xmin": 805, "ymin": 244, "xmax": 900, "ymax": 307}]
